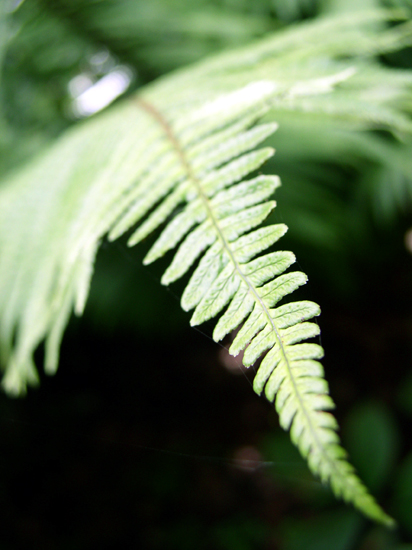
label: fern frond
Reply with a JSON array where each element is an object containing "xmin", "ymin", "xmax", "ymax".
[
  {"xmin": 1, "ymin": 10, "xmax": 409, "ymax": 524},
  {"xmin": 110, "ymin": 96, "xmax": 392, "ymax": 526}
]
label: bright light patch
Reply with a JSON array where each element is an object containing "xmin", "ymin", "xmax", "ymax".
[
  {"xmin": 69, "ymin": 74, "xmax": 94, "ymax": 98},
  {"xmin": 288, "ymin": 68, "xmax": 356, "ymax": 97},
  {"xmin": 71, "ymin": 66, "xmax": 132, "ymax": 117},
  {"xmin": 195, "ymin": 81, "xmax": 277, "ymax": 121}
]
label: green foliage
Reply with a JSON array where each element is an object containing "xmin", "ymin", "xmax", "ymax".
[
  {"xmin": 1, "ymin": 2, "xmax": 412, "ymax": 531},
  {"xmin": 344, "ymin": 401, "xmax": 400, "ymax": 492},
  {"xmin": 394, "ymin": 453, "xmax": 412, "ymax": 536}
]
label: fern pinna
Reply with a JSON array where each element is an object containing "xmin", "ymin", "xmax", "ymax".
[{"xmin": 2, "ymin": 11, "xmax": 411, "ymax": 525}]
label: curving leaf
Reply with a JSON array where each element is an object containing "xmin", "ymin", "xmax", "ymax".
[{"xmin": 1, "ymin": 10, "xmax": 410, "ymax": 525}]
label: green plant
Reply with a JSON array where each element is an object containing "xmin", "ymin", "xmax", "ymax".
[{"xmin": 1, "ymin": 4, "xmax": 412, "ymax": 528}]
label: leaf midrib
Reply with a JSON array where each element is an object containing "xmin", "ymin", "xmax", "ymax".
[{"xmin": 135, "ymin": 94, "xmax": 343, "ymax": 483}]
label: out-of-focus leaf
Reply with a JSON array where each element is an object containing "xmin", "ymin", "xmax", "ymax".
[
  {"xmin": 344, "ymin": 401, "xmax": 400, "ymax": 492},
  {"xmin": 283, "ymin": 509, "xmax": 362, "ymax": 550},
  {"xmin": 393, "ymin": 452, "xmax": 412, "ymax": 535}
]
